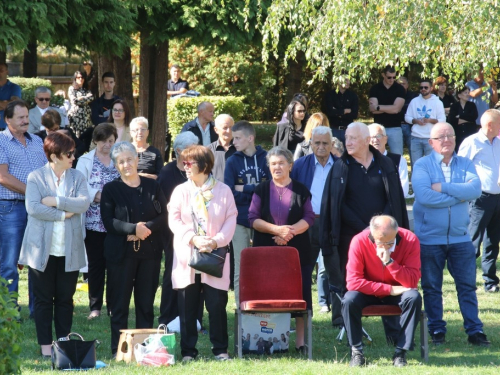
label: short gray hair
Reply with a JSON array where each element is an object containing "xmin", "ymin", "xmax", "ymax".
[
  {"xmin": 311, "ymin": 126, "xmax": 333, "ymax": 140},
  {"xmin": 347, "ymin": 122, "xmax": 370, "ymax": 138},
  {"xmin": 266, "ymin": 146, "xmax": 294, "ymax": 166},
  {"xmin": 130, "ymin": 116, "xmax": 148, "ymax": 129},
  {"xmin": 369, "ymin": 215, "xmax": 399, "ymax": 234},
  {"xmin": 215, "ymin": 114, "xmax": 234, "ymax": 128},
  {"xmin": 35, "ymin": 86, "xmax": 51, "ymax": 97},
  {"xmin": 367, "ymin": 123, "xmax": 386, "ymax": 136},
  {"xmin": 173, "ymin": 132, "xmax": 199, "ymax": 158},
  {"xmin": 110, "ymin": 141, "xmax": 137, "ymax": 165},
  {"xmin": 332, "ymin": 137, "xmax": 344, "ymax": 154},
  {"xmin": 198, "ymin": 101, "xmax": 213, "ymax": 112}
]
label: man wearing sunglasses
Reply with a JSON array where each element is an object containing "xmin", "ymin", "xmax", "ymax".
[
  {"xmin": 28, "ymin": 87, "xmax": 67, "ymax": 134},
  {"xmin": 405, "ymin": 78, "xmax": 446, "ymax": 166},
  {"xmin": 343, "ymin": 215, "xmax": 421, "ymax": 367},
  {"xmin": 368, "ymin": 66, "xmax": 406, "ymax": 156}
]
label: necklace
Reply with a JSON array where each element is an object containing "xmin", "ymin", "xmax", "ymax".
[
  {"xmin": 133, "ymin": 240, "xmax": 141, "ymax": 252},
  {"xmin": 274, "ymin": 180, "xmax": 291, "ymax": 201}
]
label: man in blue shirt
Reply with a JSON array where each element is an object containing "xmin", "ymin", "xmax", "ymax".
[
  {"xmin": 0, "ymin": 63, "xmax": 22, "ymax": 130},
  {"xmin": 466, "ymin": 70, "xmax": 498, "ymax": 125},
  {"xmin": 0, "ymin": 100, "xmax": 47, "ymax": 309},
  {"xmin": 291, "ymin": 126, "xmax": 336, "ymax": 316},
  {"xmin": 458, "ymin": 109, "xmax": 500, "ymax": 293}
]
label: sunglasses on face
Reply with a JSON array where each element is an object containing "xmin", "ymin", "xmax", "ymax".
[
  {"xmin": 385, "ymin": 76, "xmax": 396, "ymax": 80},
  {"xmin": 37, "ymin": 98, "xmax": 50, "ymax": 102},
  {"xmin": 64, "ymin": 150, "xmax": 76, "ymax": 158},
  {"xmin": 182, "ymin": 161, "xmax": 198, "ymax": 168},
  {"xmin": 76, "ymin": 76, "xmax": 83, "ymax": 79},
  {"xmin": 420, "ymin": 86, "xmax": 430, "ymax": 90},
  {"xmin": 112, "ymin": 109, "xmax": 125, "ymax": 113}
]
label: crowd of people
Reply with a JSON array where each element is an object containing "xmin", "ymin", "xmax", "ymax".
[{"xmin": 0, "ymin": 60, "xmax": 499, "ymax": 367}]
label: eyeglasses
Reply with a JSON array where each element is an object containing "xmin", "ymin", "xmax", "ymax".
[
  {"xmin": 112, "ymin": 109, "xmax": 125, "ymax": 113},
  {"xmin": 37, "ymin": 98, "xmax": 50, "ymax": 102},
  {"xmin": 420, "ymin": 86, "xmax": 430, "ymax": 90},
  {"xmin": 182, "ymin": 161, "xmax": 198, "ymax": 168},
  {"xmin": 370, "ymin": 134, "xmax": 386, "ymax": 140},
  {"xmin": 431, "ymin": 135, "xmax": 456, "ymax": 142},
  {"xmin": 76, "ymin": 76, "xmax": 84, "ymax": 79},
  {"xmin": 64, "ymin": 150, "xmax": 76, "ymax": 158},
  {"xmin": 296, "ymin": 110, "xmax": 306, "ymax": 113},
  {"xmin": 385, "ymin": 76, "xmax": 396, "ymax": 80},
  {"xmin": 131, "ymin": 128, "xmax": 148, "ymax": 133}
]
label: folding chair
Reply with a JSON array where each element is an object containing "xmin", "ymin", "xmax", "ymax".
[{"xmin": 234, "ymin": 246, "xmax": 313, "ymax": 359}]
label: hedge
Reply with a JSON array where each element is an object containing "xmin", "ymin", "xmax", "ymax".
[
  {"xmin": 167, "ymin": 96, "xmax": 245, "ymax": 140},
  {"xmin": 9, "ymin": 77, "xmax": 64, "ymax": 108},
  {"xmin": 0, "ymin": 278, "xmax": 22, "ymax": 374}
]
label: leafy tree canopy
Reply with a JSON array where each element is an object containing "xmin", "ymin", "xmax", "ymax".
[{"xmin": 257, "ymin": 0, "xmax": 500, "ymax": 84}]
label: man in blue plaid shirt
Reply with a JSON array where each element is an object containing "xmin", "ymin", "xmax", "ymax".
[{"xmin": 0, "ymin": 100, "xmax": 47, "ymax": 310}]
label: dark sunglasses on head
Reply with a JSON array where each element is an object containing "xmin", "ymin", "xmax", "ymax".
[
  {"xmin": 420, "ymin": 86, "xmax": 429, "ymax": 90},
  {"xmin": 182, "ymin": 161, "xmax": 198, "ymax": 168},
  {"xmin": 37, "ymin": 98, "xmax": 50, "ymax": 102},
  {"xmin": 65, "ymin": 150, "xmax": 76, "ymax": 158}
]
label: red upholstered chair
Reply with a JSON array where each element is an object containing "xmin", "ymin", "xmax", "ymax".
[{"xmin": 234, "ymin": 246, "xmax": 312, "ymax": 359}]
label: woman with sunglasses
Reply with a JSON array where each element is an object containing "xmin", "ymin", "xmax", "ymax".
[
  {"xmin": 19, "ymin": 132, "xmax": 90, "ymax": 357},
  {"xmin": 100, "ymin": 141, "xmax": 167, "ymax": 357},
  {"xmin": 168, "ymin": 145, "xmax": 237, "ymax": 361},
  {"xmin": 274, "ymin": 99, "xmax": 308, "ymax": 153},
  {"xmin": 67, "ymin": 71, "xmax": 94, "ymax": 138},
  {"xmin": 107, "ymin": 99, "xmax": 132, "ymax": 143}
]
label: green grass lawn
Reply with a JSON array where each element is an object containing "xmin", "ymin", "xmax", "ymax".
[{"xmin": 17, "ymin": 256, "xmax": 500, "ymax": 374}]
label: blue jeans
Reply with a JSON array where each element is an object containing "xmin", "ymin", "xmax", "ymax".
[
  {"xmin": 0, "ymin": 200, "xmax": 27, "ymax": 302},
  {"xmin": 401, "ymin": 124, "xmax": 412, "ymax": 150},
  {"xmin": 385, "ymin": 127, "xmax": 404, "ymax": 155},
  {"xmin": 420, "ymin": 242, "xmax": 483, "ymax": 335},
  {"xmin": 317, "ymin": 254, "xmax": 330, "ymax": 307},
  {"xmin": 410, "ymin": 137, "xmax": 432, "ymax": 167}
]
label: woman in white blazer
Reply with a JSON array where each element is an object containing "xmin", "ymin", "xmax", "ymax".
[{"xmin": 19, "ymin": 132, "xmax": 90, "ymax": 357}]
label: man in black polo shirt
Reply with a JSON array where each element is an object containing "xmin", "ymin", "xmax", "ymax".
[
  {"xmin": 207, "ymin": 114, "xmax": 236, "ymax": 182},
  {"xmin": 167, "ymin": 64, "xmax": 189, "ymax": 98},
  {"xmin": 320, "ymin": 122, "xmax": 409, "ymax": 333},
  {"xmin": 369, "ymin": 66, "xmax": 406, "ymax": 155},
  {"xmin": 322, "ymin": 77, "xmax": 359, "ymax": 143}
]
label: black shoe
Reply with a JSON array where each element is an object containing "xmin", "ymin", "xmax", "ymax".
[
  {"xmin": 430, "ymin": 332, "xmax": 446, "ymax": 345},
  {"xmin": 392, "ymin": 351, "xmax": 407, "ymax": 367},
  {"xmin": 349, "ymin": 352, "xmax": 366, "ymax": 367},
  {"xmin": 468, "ymin": 332, "xmax": 491, "ymax": 347},
  {"xmin": 485, "ymin": 285, "xmax": 499, "ymax": 293}
]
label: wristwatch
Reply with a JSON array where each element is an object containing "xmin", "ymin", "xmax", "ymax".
[
  {"xmin": 384, "ymin": 258, "xmax": 394, "ymax": 266},
  {"xmin": 376, "ymin": 105, "xmax": 380, "ymax": 111}
]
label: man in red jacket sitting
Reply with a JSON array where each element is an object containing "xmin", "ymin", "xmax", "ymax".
[{"xmin": 342, "ymin": 215, "xmax": 422, "ymax": 367}]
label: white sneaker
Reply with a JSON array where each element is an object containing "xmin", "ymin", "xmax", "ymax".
[{"xmin": 320, "ymin": 306, "xmax": 330, "ymax": 313}]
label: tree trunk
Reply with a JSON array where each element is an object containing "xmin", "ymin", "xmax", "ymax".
[
  {"xmin": 150, "ymin": 39, "xmax": 169, "ymax": 157},
  {"xmin": 97, "ymin": 55, "xmax": 114, "ymax": 97},
  {"xmin": 285, "ymin": 50, "xmax": 305, "ymax": 104},
  {"xmin": 114, "ymin": 47, "xmax": 135, "ymax": 116},
  {"xmin": 23, "ymin": 40, "xmax": 37, "ymax": 78},
  {"xmin": 139, "ymin": 31, "xmax": 154, "ymax": 119}
]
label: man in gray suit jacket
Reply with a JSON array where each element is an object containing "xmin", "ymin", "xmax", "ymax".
[{"xmin": 28, "ymin": 87, "xmax": 67, "ymax": 133}]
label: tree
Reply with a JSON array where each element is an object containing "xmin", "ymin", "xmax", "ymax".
[{"xmin": 257, "ymin": 0, "xmax": 500, "ymax": 84}]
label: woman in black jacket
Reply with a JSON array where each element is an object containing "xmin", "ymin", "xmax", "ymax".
[
  {"xmin": 447, "ymin": 86, "xmax": 479, "ymax": 151},
  {"xmin": 273, "ymin": 100, "xmax": 308, "ymax": 152},
  {"xmin": 100, "ymin": 141, "xmax": 167, "ymax": 357}
]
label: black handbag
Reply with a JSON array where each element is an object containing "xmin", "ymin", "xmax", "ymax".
[
  {"xmin": 188, "ymin": 210, "xmax": 228, "ymax": 278},
  {"xmin": 52, "ymin": 332, "xmax": 99, "ymax": 370}
]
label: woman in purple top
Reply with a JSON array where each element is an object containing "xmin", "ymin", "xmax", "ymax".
[{"xmin": 248, "ymin": 146, "xmax": 315, "ymax": 354}]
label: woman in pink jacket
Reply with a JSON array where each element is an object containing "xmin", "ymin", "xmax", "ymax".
[{"xmin": 168, "ymin": 145, "xmax": 237, "ymax": 362}]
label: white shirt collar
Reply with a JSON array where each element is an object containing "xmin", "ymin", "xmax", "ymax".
[
  {"xmin": 313, "ymin": 154, "xmax": 334, "ymax": 166},
  {"xmin": 50, "ymin": 167, "xmax": 66, "ymax": 186}
]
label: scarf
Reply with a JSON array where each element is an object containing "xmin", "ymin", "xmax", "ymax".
[{"xmin": 190, "ymin": 174, "xmax": 217, "ymax": 235}]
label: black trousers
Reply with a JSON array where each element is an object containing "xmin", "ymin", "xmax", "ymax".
[
  {"xmin": 342, "ymin": 290, "xmax": 422, "ymax": 351},
  {"xmin": 107, "ymin": 257, "xmax": 161, "ymax": 354},
  {"xmin": 159, "ymin": 243, "xmax": 178, "ymax": 326},
  {"xmin": 30, "ymin": 256, "xmax": 79, "ymax": 345},
  {"xmin": 469, "ymin": 192, "xmax": 500, "ymax": 289},
  {"xmin": 177, "ymin": 274, "xmax": 228, "ymax": 358},
  {"xmin": 84, "ymin": 230, "xmax": 107, "ymax": 312}
]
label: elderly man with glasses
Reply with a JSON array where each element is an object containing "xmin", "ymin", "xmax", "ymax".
[
  {"xmin": 342, "ymin": 215, "xmax": 421, "ymax": 367},
  {"xmin": 28, "ymin": 86, "xmax": 67, "ymax": 134},
  {"xmin": 412, "ymin": 122, "xmax": 490, "ymax": 347},
  {"xmin": 404, "ymin": 78, "xmax": 446, "ymax": 167}
]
